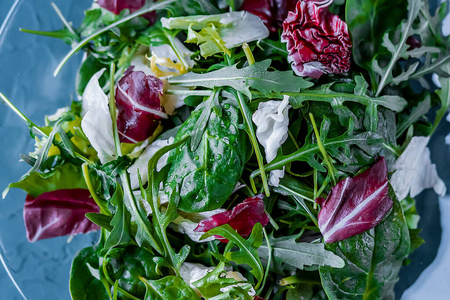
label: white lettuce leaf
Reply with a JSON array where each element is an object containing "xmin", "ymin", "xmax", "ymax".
[
  {"xmin": 81, "ymin": 69, "xmax": 116, "ymax": 164},
  {"xmin": 128, "ymin": 137, "xmax": 174, "ymax": 190},
  {"xmin": 390, "ymin": 136, "xmax": 446, "ymax": 200},
  {"xmin": 252, "ymin": 95, "xmax": 291, "ymax": 186}
]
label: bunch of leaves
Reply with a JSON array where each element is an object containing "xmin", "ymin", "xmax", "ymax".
[
  {"xmin": 201, "ymin": 223, "xmax": 265, "ymax": 290},
  {"xmin": 346, "ymin": 0, "xmax": 450, "ymax": 96},
  {"xmin": 319, "ymin": 188, "xmax": 410, "ymax": 299}
]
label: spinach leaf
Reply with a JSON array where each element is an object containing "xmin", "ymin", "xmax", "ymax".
[
  {"xmin": 165, "ymin": 96, "xmax": 248, "ymax": 212},
  {"xmin": 319, "ymin": 188, "xmax": 410, "ymax": 300},
  {"xmin": 201, "ymin": 223, "xmax": 264, "ymax": 289},
  {"xmin": 257, "ymin": 234, "xmax": 345, "ymax": 273},
  {"xmin": 76, "ymin": 55, "xmax": 108, "ymax": 96},
  {"xmin": 168, "ymin": 59, "xmax": 313, "ymax": 99},
  {"xmin": 141, "ymin": 275, "xmax": 201, "ymax": 300},
  {"xmin": 70, "ymin": 246, "xmax": 110, "ymax": 300},
  {"xmin": 104, "ymin": 246, "xmax": 161, "ymax": 298}
]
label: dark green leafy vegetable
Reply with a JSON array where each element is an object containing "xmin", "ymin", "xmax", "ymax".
[
  {"xmin": 165, "ymin": 96, "xmax": 248, "ymax": 212},
  {"xmin": 192, "ymin": 262, "xmax": 242, "ymax": 298},
  {"xmin": 140, "ymin": 275, "xmax": 200, "ymax": 300},
  {"xmin": 104, "ymin": 184, "xmax": 132, "ymax": 249},
  {"xmin": 319, "ymin": 189, "xmax": 410, "ymax": 300}
]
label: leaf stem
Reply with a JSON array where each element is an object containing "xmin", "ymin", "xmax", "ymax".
[
  {"xmin": 108, "ymin": 63, "xmax": 122, "ymax": 157},
  {"xmin": 81, "ymin": 163, "xmax": 111, "ymax": 216},
  {"xmin": 308, "ymin": 113, "xmax": 336, "ymax": 185},
  {"xmin": 257, "ymin": 227, "xmax": 273, "ymax": 296},
  {"xmin": 51, "ymin": 2, "xmax": 80, "ymax": 41},
  {"xmin": 242, "ymin": 42, "xmax": 255, "ymax": 66},
  {"xmin": 53, "ymin": 0, "xmax": 177, "ymax": 76}
]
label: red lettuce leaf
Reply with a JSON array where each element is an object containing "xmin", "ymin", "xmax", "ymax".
[
  {"xmin": 317, "ymin": 158, "xmax": 393, "ymax": 244},
  {"xmin": 97, "ymin": 0, "xmax": 156, "ymax": 23},
  {"xmin": 115, "ymin": 67, "xmax": 167, "ymax": 143},
  {"xmin": 281, "ymin": 0, "xmax": 351, "ymax": 78},
  {"xmin": 24, "ymin": 189, "xmax": 100, "ymax": 242},
  {"xmin": 240, "ymin": 0, "xmax": 297, "ymax": 32},
  {"xmin": 194, "ymin": 194, "xmax": 270, "ymax": 243}
]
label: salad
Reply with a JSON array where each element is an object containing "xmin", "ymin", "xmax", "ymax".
[{"xmin": 1, "ymin": 0, "xmax": 449, "ymax": 299}]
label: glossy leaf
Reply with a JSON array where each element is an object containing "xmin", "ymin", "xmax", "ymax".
[
  {"xmin": 317, "ymin": 158, "xmax": 393, "ymax": 244},
  {"xmin": 141, "ymin": 275, "xmax": 201, "ymax": 300},
  {"xmin": 319, "ymin": 191, "xmax": 410, "ymax": 300},
  {"xmin": 70, "ymin": 246, "xmax": 109, "ymax": 300},
  {"xmin": 24, "ymin": 189, "xmax": 100, "ymax": 242},
  {"xmin": 191, "ymin": 262, "xmax": 242, "ymax": 298},
  {"xmin": 169, "ymin": 59, "xmax": 313, "ymax": 99},
  {"xmin": 165, "ymin": 97, "xmax": 248, "ymax": 212},
  {"xmin": 104, "ymin": 185, "xmax": 132, "ymax": 249},
  {"xmin": 194, "ymin": 194, "xmax": 270, "ymax": 242}
]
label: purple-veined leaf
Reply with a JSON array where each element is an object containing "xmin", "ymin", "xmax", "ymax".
[
  {"xmin": 317, "ymin": 158, "xmax": 393, "ymax": 243},
  {"xmin": 24, "ymin": 189, "xmax": 100, "ymax": 242},
  {"xmin": 115, "ymin": 67, "xmax": 167, "ymax": 143}
]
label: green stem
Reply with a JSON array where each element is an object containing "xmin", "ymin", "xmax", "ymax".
[
  {"xmin": 51, "ymin": 2, "xmax": 80, "ymax": 41},
  {"xmin": 108, "ymin": 63, "xmax": 122, "ymax": 157},
  {"xmin": 102, "ymin": 254, "xmax": 141, "ymax": 300},
  {"xmin": 257, "ymin": 227, "xmax": 273, "ymax": 296},
  {"xmin": 309, "ymin": 113, "xmax": 336, "ymax": 185},
  {"xmin": 82, "ymin": 164, "xmax": 111, "ymax": 216},
  {"xmin": 242, "ymin": 42, "xmax": 255, "ymax": 66},
  {"xmin": 53, "ymin": 0, "xmax": 177, "ymax": 76}
]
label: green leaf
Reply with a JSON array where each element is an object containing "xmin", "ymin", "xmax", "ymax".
[
  {"xmin": 396, "ymin": 95, "xmax": 430, "ymax": 138},
  {"xmin": 190, "ymin": 89, "xmax": 220, "ymax": 151},
  {"xmin": 169, "ymin": 59, "xmax": 313, "ymax": 99},
  {"xmin": 5, "ymin": 163, "xmax": 89, "ymax": 198},
  {"xmin": 432, "ymin": 63, "xmax": 450, "ymax": 132},
  {"xmin": 192, "ymin": 262, "xmax": 242, "ymax": 298},
  {"xmin": 187, "ymin": 24, "xmax": 230, "ymax": 57},
  {"xmin": 251, "ymin": 125, "xmax": 383, "ymax": 181},
  {"xmin": 70, "ymin": 246, "xmax": 110, "ymax": 300},
  {"xmin": 85, "ymin": 213, "xmax": 113, "ymax": 231},
  {"xmin": 165, "ymin": 96, "xmax": 248, "ymax": 212},
  {"xmin": 104, "ymin": 246, "xmax": 161, "ymax": 298},
  {"xmin": 141, "ymin": 275, "xmax": 201, "ymax": 300},
  {"xmin": 289, "ymin": 77, "xmax": 407, "ymax": 131},
  {"xmin": 345, "ymin": 0, "xmax": 407, "ymax": 71},
  {"xmin": 104, "ymin": 184, "xmax": 132, "ymax": 249},
  {"xmin": 319, "ymin": 188, "xmax": 410, "ymax": 300},
  {"xmin": 202, "ymin": 223, "xmax": 264, "ymax": 287},
  {"xmin": 207, "ymin": 286, "xmax": 253, "ymax": 300},
  {"xmin": 76, "ymin": 55, "xmax": 108, "ymax": 96},
  {"xmin": 257, "ymin": 234, "xmax": 345, "ymax": 273}
]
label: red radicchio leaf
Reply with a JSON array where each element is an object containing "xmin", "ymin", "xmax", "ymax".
[
  {"xmin": 24, "ymin": 189, "xmax": 100, "ymax": 242},
  {"xmin": 316, "ymin": 158, "xmax": 393, "ymax": 244},
  {"xmin": 281, "ymin": 0, "xmax": 351, "ymax": 79},
  {"xmin": 240, "ymin": 0, "xmax": 297, "ymax": 32},
  {"xmin": 115, "ymin": 67, "xmax": 167, "ymax": 143},
  {"xmin": 194, "ymin": 194, "xmax": 270, "ymax": 243},
  {"xmin": 97, "ymin": 0, "xmax": 156, "ymax": 23}
]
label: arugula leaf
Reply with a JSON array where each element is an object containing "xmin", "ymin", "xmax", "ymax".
[
  {"xmin": 201, "ymin": 223, "xmax": 264, "ymax": 288},
  {"xmin": 140, "ymin": 276, "xmax": 201, "ymax": 300},
  {"xmin": 319, "ymin": 189, "xmax": 410, "ymax": 300},
  {"xmin": 70, "ymin": 245, "xmax": 110, "ymax": 300},
  {"xmin": 165, "ymin": 96, "xmax": 248, "ymax": 212},
  {"xmin": 257, "ymin": 233, "xmax": 345, "ymax": 272},
  {"xmin": 251, "ymin": 123, "xmax": 383, "ymax": 182},
  {"xmin": 85, "ymin": 213, "xmax": 113, "ymax": 231},
  {"xmin": 169, "ymin": 59, "xmax": 313, "ymax": 99},
  {"xmin": 104, "ymin": 184, "xmax": 132, "ymax": 249},
  {"xmin": 345, "ymin": 0, "xmax": 407, "ymax": 71},
  {"xmin": 192, "ymin": 262, "xmax": 242, "ymax": 298},
  {"xmin": 396, "ymin": 95, "xmax": 430, "ymax": 138},
  {"xmin": 5, "ymin": 163, "xmax": 90, "ymax": 198},
  {"xmin": 432, "ymin": 64, "xmax": 450, "ymax": 133},
  {"xmin": 289, "ymin": 76, "xmax": 407, "ymax": 131}
]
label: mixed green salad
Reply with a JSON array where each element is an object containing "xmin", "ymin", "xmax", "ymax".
[{"xmin": 1, "ymin": 0, "xmax": 450, "ymax": 299}]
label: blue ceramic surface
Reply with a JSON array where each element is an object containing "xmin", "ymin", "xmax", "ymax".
[{"xmin": 0, "ymin": 1, "xmax": 449, "ymax": 299}]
